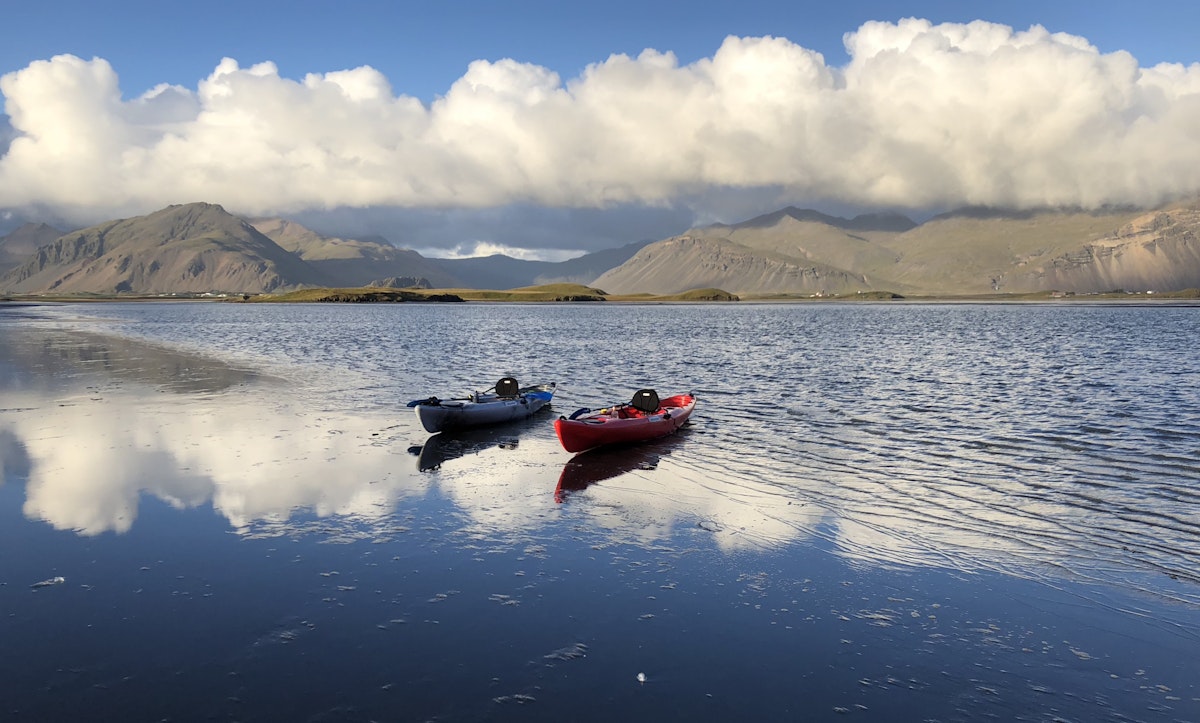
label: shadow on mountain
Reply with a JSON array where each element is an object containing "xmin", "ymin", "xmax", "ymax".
[{"xmin": 729, "ymin": 206, "xmax": 917, "ymax": 232}]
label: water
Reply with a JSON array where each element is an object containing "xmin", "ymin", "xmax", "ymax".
[{"xmin": 1, "ymin": 300, "xmax": 1198, "ymax": 721}]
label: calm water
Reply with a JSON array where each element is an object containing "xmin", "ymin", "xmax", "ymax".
[{"xmin": 1, "ymin": 300, "xmax": 1198, "ymax": 722}]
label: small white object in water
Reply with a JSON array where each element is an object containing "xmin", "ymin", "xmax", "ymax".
[
  {"xmin": 636, "ymin": 672, "xmax": 646, "ymax": 684},
  {"xmin": 31, "ymin": 576, "xmax": 65, "ymax": 589}
]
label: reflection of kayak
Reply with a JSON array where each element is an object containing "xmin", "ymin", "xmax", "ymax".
[
  {"xmin": 409, "ymin": 378, "xmax": 556, "ymax": 433},
  {"xmin": 554, "ymin": 436, "xmax": 680, "ymax": 502},
  {"xmin": 411, "ymin": 430, "xmax": 520, "ymax": 472},
  {"xmin": 554, "ymin": 390, "xmax": 695, "ymax": 453},
  {"xmin": 408, "ymin": 411, "xmax": 549, "ymax": 471}
]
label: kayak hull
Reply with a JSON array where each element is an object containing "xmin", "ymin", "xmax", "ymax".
[
  {"xmin": 414, "ymin": 383, "xmax": 556, "ymax": 433},
  {"xmin": 554, "ymin": 393, "xmax": 695, "ymax": 453}
]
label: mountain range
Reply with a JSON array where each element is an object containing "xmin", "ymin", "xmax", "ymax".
[
  {"xmin": 2, "ymin": 199, "xmax": 1199, "ymax": 297},
  {"xmin": 595, "ymin": 202, "xmax": 1200, "ymax": 295},
  {"xmin": 0, "ymin": 203, "xmax": 644, "ymax": 295}
]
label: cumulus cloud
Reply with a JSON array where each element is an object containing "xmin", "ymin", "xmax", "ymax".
[
  {"xmin": 2, "ymin": 18, "xmax": 1200, "ymax": 230},
  {"xmin": 425, "ymin": 240, "xmax": 587, "ymax": 261}
]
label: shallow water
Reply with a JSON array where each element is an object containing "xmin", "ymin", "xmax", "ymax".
[{"xmin": 1, "ymin": 300, "xmax": 1198, "ymax": 721}]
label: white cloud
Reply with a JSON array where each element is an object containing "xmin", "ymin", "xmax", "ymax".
[
  {"xmin": 421, "ymin": 240, "xmax": 587, "ymax": 261},
  {"xmin": 2, "ymin": 19, "xmax": 1200, "ymax": 229}
]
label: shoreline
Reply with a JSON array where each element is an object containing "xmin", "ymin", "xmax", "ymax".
[
  {"xmin": 5, "ymin": 291, "xmax": 1200, "ymax": 306},
  {"xmin": 5, "ymin": 278, "xmax": 1200, "ymax": 306}
]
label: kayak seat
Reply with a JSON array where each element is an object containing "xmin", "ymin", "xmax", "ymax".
[
  {"xmin": 495, "ymin": 377, "xmax": 519, "ymax": 397},
  {"xmin": 630, "ymin": 389, "xmax": 659, "ymax": 413}
]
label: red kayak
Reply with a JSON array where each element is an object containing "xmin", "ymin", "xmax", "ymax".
[{"xmin": 554, "ymin": 389, "xmax": 696, "ymax": 453}]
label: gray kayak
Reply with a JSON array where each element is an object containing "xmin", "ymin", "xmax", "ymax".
[{"xmin": 411, "ymin": 381, "xmax": 556, "ymax": 433}]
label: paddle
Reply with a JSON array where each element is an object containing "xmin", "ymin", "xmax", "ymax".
[
  {"xmin": 567, "ymin": 402, "xmax": 633, "ymax": 419},
  {"xmin": 407, "ymin": 378, "xmax": 531, "ymax": 408},
  {"xmin": 405, "ymin": 385, "xmax": 494, "ymax": 407}
]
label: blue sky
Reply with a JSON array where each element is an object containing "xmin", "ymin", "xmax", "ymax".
[
  {"xmin": 5, "ymin": 1, "xmax": 1199, "ymax": 101},
  {"xmin": 2, "ymin": 0, "xmax": 1200, "ymax": 257}
]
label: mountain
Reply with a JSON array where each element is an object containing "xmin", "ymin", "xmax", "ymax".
[
  {"xmin": 719, "ymin": 206, "xmax": 918, "ymax": 234},
  {"xmin": 886, "ymin": 204, "xmax": 1200, "ymax": 293},
  {"xmin": 0, "ymin": 204, "xmax": 650, "ymax": 296},
  {"xmin": 596, "ymin": 208, "xmax": 915, "ymax": 295},
  {"xmin": 689, "ymin": 208, "xmax": 912, "ymax": 286},
  {"xmin": 593, "ymin": 236, "xmax": 872, "ymax": 296},
  {"xmin": 249, "ymin": 220, "xmax": 650, "ymax": 291},
  {"xmin": 427, "ymin": 254, "xmax": 558, "ymax": 291},
  {"xmin": 369, "ymin": 276, "xmax": 432, "ymax": 289},
  {"xmin": 531, "ymin": 240, "xmax": 655, "ymax": 284},
  {"xmin": 424, "ymin": 239, "xmax": 653, "ymax": 290},
  {"xmin": 1040, "ymin": 205, "xmax": 1200, "ymax": 291},
  {"xmin": 248, "ymin": 218, "xmax": 463, "ymax": 288},
  {"xmin": 596, "ymin": 200, "xmax": 1200, "ymax": 296},
  {"xmin": 0, "ymin": 222, "xmax": 63, "ymax": 275},
  {"xmin": 6, "ymin": 200, "xmax": 1198, "ymax": 297},
  {"xmin": 1, "ymin": 203, "xmax": 329, "ymax": 294}
]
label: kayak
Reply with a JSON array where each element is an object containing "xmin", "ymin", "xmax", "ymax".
[
  {"xmin": 409, "ymin": 378, "xmax": 556, "ymax": 433},
  {"xmin": 554, "ymin": 389, "xmax": 695, "ymax": 453}
]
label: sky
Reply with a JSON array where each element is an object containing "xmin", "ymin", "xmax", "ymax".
[{"xmin": 2, "ymin": 0, "xmax": 1200, "ymax": 259}]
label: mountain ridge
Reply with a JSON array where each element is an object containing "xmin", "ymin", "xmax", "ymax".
[
  {"xmin": 2, "ymin": 203, "xmax": 331, "ymax": 294},
  {"xmin": 0, "ymin": 203, "xmax": 654, "ymax": 295},
  {"xmin": 4, "ymin": 199, "xmax": 1200, "ymax": 296},
  {"xmin": 719, "ymin": 206, "xmax": 919, "ymax": 233},
  {"xmin": 0, "ymin": 222, "xmax": 63, "ymax": 276},
  {"xmin": 249, "ymin": 217, "xmax": 464, "ymax": 289},
  {"xmin": 596, "ymin": 198, "xmax": 1200, "ymax": 296}
]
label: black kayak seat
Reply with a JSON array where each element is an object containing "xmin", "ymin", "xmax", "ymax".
[
  {"xmin": 630, "ymin": 389, "xmax": 659, "ymax": 413},
  {"xmin": 495, "ymin": 377, "xmax": 520, "ymax": 397}
]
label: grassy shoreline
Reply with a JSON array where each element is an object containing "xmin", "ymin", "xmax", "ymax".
[{"xmin": 4, "ymin": 283, "xmax": 1199, "ymax": 304}]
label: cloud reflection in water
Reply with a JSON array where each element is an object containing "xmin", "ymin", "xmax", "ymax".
[
  {"xmin": 0, "ymin": 323, "xmax": 430, "ymax": 535},
  {"xmin": 3, "ymin": 306, "xmax": 1198, "ymax": 611},
  {"xmin": 7, "ymin": 388, "xmax": 431, "ymax": 535}
]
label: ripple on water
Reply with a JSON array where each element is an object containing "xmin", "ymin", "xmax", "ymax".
[{"xmin": 18, "ymin": 301, "xmax": 1200, "ymax": 605}]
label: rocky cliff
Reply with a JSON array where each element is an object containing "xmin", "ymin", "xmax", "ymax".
[
  {"xmin": 0, "ymin": 222, "xmax": 63, "ymax": 275},
  {"xmin": 1013, "ymin": 205, "xmax": 1200, "ymax": 292}
]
